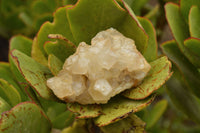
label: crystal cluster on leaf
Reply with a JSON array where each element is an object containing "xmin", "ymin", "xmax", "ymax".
[{"xmin": 47, "ymin": 28, "xmax": 151, "ymax": 104}]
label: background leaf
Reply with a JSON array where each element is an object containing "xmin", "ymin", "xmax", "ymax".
[
  {"xmin": 189, "ymin": 6, "xmax": 200, "ymax": 38},
  {"xmin": 180, "ymin": 0, "xmax": 200, "ymax": 22},
  {"xmin": 144, "ymin": 99, "xmax": 168, "ymax": 129},
  {"xmin": 161, "ymin": 40, "xmax": 200, "ymax": 123},
  {"xmin": 165, "ymin": 3, "xmax": 200, "ymax": 67},
  {"xmin": 161, "ymin": 40, "xmax": 200, "ymax": 98},
  {"xmin": 184, "ymin": 38, "xmax": 200, "ymax": 58}
]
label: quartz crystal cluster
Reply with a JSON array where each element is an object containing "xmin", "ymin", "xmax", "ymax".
[{"xmin": 47, "ymin": 28, "xmax": 151, "ymax": 104}]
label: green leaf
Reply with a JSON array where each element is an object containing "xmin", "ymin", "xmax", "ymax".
[
  {"xmin": 0, "ymin": 102, "xmax": 51, "ymax": 133},
  {"xmin": 165, "ymin": 64, "xmax": 200, "ymax": 124},
  {"xmin": 31, "ymin": 1, "xmax": 52, "ymax": 14},
  {"xmin": 61, "ymin": 120, "xmax": 88, "ymax": 133},
  {"xmin": 48, "ymin": 54, "xmax": 63, "ymax": 76},
  {"xmin": 67, "ymin": 0, "xmax": 148, "ymax": 53},
  {"xmin": 67, "ymin": 0, "xmax": 125, "ymax": 44},
  {"xmin": 144, "ymin": 100, "xmax": 168, "ymax": 129},
  {"xmin": 165, "ymin": 3, "xmax": 200, "ymax": 67},
  {"xmin": 9, "ymin": 35, "xmax": 32, "ymax": 83},
  {"xmin": 100, "ymin": 114, "xmax": 145, "ymax": 133},
  {"xmin": 0, "ymin": 62, "xmax": 27, "ymax": 102},
  {"xmin": 184, "ymin": 38, "xmax": 200, "ymax": 57},
  {"xmin": 123, "ymin": 56, "xmax": 172, "ymax": 100},
  {"xmin": 161, "ymin": 40, "xmax": 200, "ymax": 98},
  {"xmin": 0, "ymin": 62, "xmax": 23, "ymax": 94},
  {"xmin": 138, "ymin": 17, "xmax": 157, "ymax": 62},
  {"xmin": 44, "ymin": 34, "xmax": 75, "ymax": 62},
  {"xmin": 32, "ymin": 37, "xmax": 48, "ymax": 66},
  {"xmin": 67, "ymin": 103, "xmax": 101, "ymax": 119},
  {"xmin": 9, "ymin": 36, "xmax": 38, "ymax": 103},
  {"xmin": 116, "ymin": 1, "xmax": 148, "ymax": 54},
  {"xmin": 189, "ymin": 6, "xmax": 200, "ymax": 38},
  {"xmin": 40, "ymin": 100, "xmax": 75, "ymax": 129},
  {"xmin": 9, "ymin": 35, "xmax": 32, "ymax": 56},
  {"xmin": 36, "ymin": 5, "xmax": 75, "ymax": 62},
  {"xmin": 165, "ymin": 3, "xmax": 190, "ymax": 44},
  {"xmin": 11, "ymin": 50, "xmax": 57, "ymax": 100},
  {"xmin": 95, "ymin": 95, "xmax": 155, "ymax": 127},
  {"xmin": 180, "ymin": 0, "xmax": 200, "ymax": 22},
  {"xmin": 63, "ymin": 0, "xmax": 78, "ymax": 5},
  {"xmin": 52, "ymin": 110, "xmax": 75, "ymax": 129},
  {"xmin": 0, "ymin": 79, "xmax": 21, "ymax": 106},
  {"xmin": 130, "ymin": 0, "xmax": 148, "ymax": 15},
  {"xmin": 0, "ymin": 97, "xmax": 11, "ymax": 116}
]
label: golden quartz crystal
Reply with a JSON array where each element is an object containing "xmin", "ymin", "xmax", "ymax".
[{"xmin": 47, "ymin": 28, "xmax": 151, "ymax": 104}]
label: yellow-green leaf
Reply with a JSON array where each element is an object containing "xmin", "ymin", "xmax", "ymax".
[
  {"xmin": 95, "ymin": 95, "xmax": 154, "ymax": 127},
  {"xmin": 67, "ymin": 103, "xmax": 101, "ymax": 119},
  {"xmin": 123, "ymin": 56, "xmax": 172, "ymax": 100}
]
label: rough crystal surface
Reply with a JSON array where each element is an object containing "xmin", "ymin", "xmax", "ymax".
[{"xmin": 47, "ymin": 28, "xmax": 151, "ymax": 104}]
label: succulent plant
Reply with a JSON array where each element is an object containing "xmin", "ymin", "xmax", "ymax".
[
  {"xmin": 161, "ymin": 0, "xmax": 200, "ymax": 124},
  {"xmin": 0, "ymin": 0, "xmax": 172, "ymax": 132},
  {"xmin": 0, "ymin": 0, "xmax": 64, "ymax": 38}
]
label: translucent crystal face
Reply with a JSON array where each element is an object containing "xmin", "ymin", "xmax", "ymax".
[{"xmin": 47, "ymin": 28, "xmax": 151, "ymax": 104}]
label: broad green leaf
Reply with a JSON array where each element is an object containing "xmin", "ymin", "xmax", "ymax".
[
  {"xmin": 138, "ymin": 17, "xmax": 157, "ymax": 62},
  {"xmin": 180, "ymin": 0, "xmax": 200, "ymax": 22},
  {"xmin": 184, "ymin": 38, "xmax": 200, "ymax": 57},
  {"xmin": 165, "ymin": 3, "xmax": 200, "ymax": 67},
  {"xmin": 95, "ymin": 95, "xmax": 154, "ymax": 127},
  {"xmin": 61, "ymin": 120, "xmax": 88, "ymax": 133},
  {"xmin": 11, "ymin": 50, "xmax": 57, "ymax": 100},
  {"xmin": 36, "ymin": 5, "xmax": 75, "ymax": 61},
  {"xmin": 9, "ymin": 35, "xmax": 32, "ymax": 56},
  {"xmin": 0, "ymin": 102, "xmax": 51, "ymax": 133},
  {"xmin": 0, "ymin": 79, "xmax": 21, "ymax": 106},
  {"xmin": 161, "ymin": 41, "xmax": 200, "ymax": 98},
  {"xmin": 165, "ymin": 64, "xmax": 200, "ymax": 124},
  {"xmin": 67, "ymin": 0, "xmax": 126, "ymax": 44},
  {"xmin": 189, "ymin": 6, "xmax": 200, "ymax": 38},
  {"xmin": 52, "ymin": 110, "xmax": 75, "ymax": 129},
  {"xmin": 123, "ymin": 56, "xmax": 172, "ymax": 100},
  {"xmin": 67, "ymin": 103, "xmax": 101, "ymax": 119},
  {"xmin": 67, "ymin": 0, "xmax": 148, "ymax": 53},
  {"xmin": 144, "ymin": 100, "xmax": 168, "ymax": 129},
  {"xmin": 48, "ymin": 54, "xmax": 63, "ymax": 76},
  {"xmin": 44, "ymin": 34, "xmax": 75, "ymax": 62},
  {"xmin": 100, "ymin": 114, "xmax": 145, "ymax": 133},
  {"xmin": 0, "ymin": 97, "xmax": 11, "ymax": 116}
]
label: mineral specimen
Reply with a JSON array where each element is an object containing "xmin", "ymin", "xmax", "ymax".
[{"xmin": 47, "ymin": 28, "xmax": 151, "ymax": 104}]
